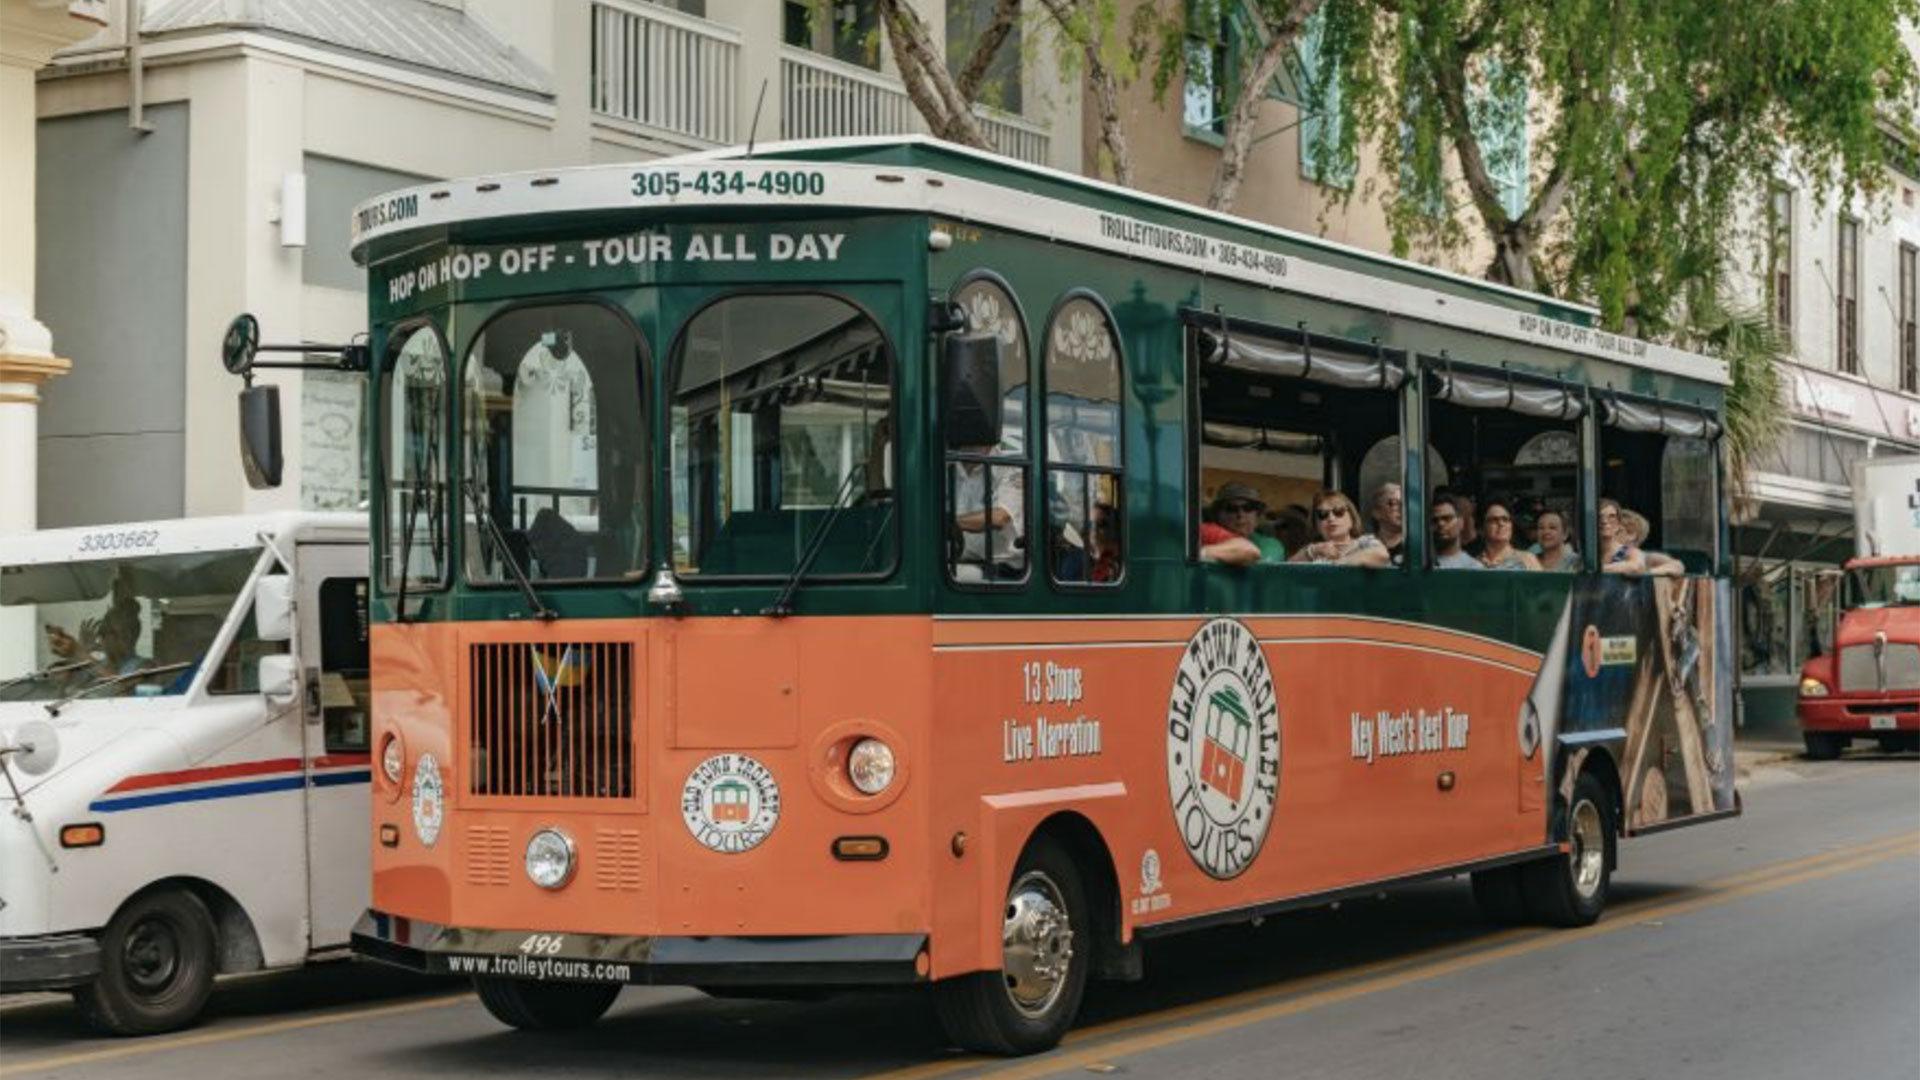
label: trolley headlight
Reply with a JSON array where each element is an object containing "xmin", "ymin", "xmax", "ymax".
[
  {"xmin": 380, "ymin": 733, "xmax": 404, "ymax": 784},
  {"xmin": 847, "ymin": 737, "xmax": 896, "ymax": 796},
  {"xmin": 525, "ymin": 828, "xmax": 576, "ymax": 890},
  {"xmin": 1799, "ymin": 677, "xmax": 1829, "ymax": 697}
]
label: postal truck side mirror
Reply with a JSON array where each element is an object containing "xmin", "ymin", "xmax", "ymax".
[
  {"xmin": 258, "ymin": 654, "xmax": 298, "ymax": 706},
  {"xmin": 941, "ymin": 333, "xmax": 1004, "ymax": 449},
  {"xmin": 254, "ymin": 574, "xmax": 294, "ymax": 643}
]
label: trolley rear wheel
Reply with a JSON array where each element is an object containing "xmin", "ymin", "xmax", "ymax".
[{"xmin": 1523, "ymin": 772, "xmax": 1614, "ymax": 927}]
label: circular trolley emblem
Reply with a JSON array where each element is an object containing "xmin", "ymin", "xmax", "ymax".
[
  {"xmin": 681, "ymin": 754, "xmax": 781, "ymax": 854},
  {"xmin": 1165, "ymin": 618, "xmax": 1280, "ymax": 880},
  {"xmin": 411, "ymin": 753, "xmax": 444, "ymax": 849}
]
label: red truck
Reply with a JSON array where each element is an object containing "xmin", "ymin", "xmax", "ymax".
[{"xmin": 1796, "ymin": 555, "xmax": 1920, "ymax": 759}]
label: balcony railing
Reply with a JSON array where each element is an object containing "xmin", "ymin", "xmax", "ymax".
[
  {"xmin": 590, "ymin": 0, "xmax": 739, "ymax": 146},
  {"xmin": 779, "ymin": 46, "xmax": 916, "ymax": 143},
  {"xmin": 974, "ymin": 106, "xmax": 1051, "ymax": 167},
  {"xmin": 779, "ymin": 45, "xmax": 1051, "ymax": 166}
]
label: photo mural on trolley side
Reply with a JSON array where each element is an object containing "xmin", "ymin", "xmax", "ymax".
[{"xmin": 1524, "ymin": 576, "xmax": 1736, "ymax": 834}]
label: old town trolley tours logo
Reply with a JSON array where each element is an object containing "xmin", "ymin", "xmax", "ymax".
[
  {"xmin": 681, "ymin": 754, "xmax": 781, "ymax": 853},
  {"xmin": 1166, "ymin": 618, "xmax": 1280, "ymax": 879}
]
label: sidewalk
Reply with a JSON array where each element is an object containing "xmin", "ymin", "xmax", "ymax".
[{"xmin": 1734, "ymin": 732, "xmax": 1804, "ymax": 780}]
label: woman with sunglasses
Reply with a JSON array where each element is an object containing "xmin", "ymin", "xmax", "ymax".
[
  {"xmin": 1289, "ymin": 490, "xmax": 1390, "ymax": 567},
  {"xmin": 1598, "ymin": 498, "xmax": 1647, "ymax": 575},
  {"xmin": 1477, "ymin": 496, "xmax": 1542, "ymax": 571}
]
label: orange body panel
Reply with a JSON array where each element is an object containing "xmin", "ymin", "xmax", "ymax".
[{"xmin": 371, "ymin": 613, "xmax": 1543, "ymax": 982}]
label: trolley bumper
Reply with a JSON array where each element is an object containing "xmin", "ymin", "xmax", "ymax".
[{"xmin": 351, "ymin": 909, "xmax": 927, "ymax": 987}]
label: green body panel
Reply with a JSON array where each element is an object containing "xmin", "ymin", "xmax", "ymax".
[{"xmin": 357, "ymin": 143, "xmax": 1726, "ymax": 655}]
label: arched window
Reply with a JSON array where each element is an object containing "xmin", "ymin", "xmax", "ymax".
[
  {"xmin": 1043, "ymin": 293, "xmax": 1124, "ymax": 586},
  {"xmin": 462, "ymin": 303, "xmax": 646, "ymax": 583},
  {"xmin": 946, "ymin": 274, "xmax": 1031, "ymax": 585},
  {"xmin": 380, "ymin": 324, "xmax": 449, "ymax": 593}
]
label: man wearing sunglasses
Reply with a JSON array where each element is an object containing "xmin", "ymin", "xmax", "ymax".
[
  {"xmin": 1431, "ymin": 493, "xmax": 1483, "ymax": 570},
  {"xmin": 1198, "ymin": 482, "xmax": 1285, "ymax": 565}
]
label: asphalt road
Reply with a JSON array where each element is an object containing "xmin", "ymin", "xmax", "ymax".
[{"xmin": 2, "ymin": 751, "xmax": 1914, "ymax": 1080}]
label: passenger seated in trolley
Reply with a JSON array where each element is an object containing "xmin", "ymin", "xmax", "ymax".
[
  {"xmin": 1202, "ymin": 482, "xmax": 1286, "ymax": 565},
  {"xmin": 1431, "ymin": 494, "xmax": 1481, "ymax": 569},
  {"xmin": 952, "ymin": 444, "xmax": 1026, "ymax": 582},
  {"xmin": 1533, "ymin": 508, "xmax": 1580, "ymax": 572},
  {"xmin": 1476, "ymin": 496, "xmax": 1542, "ymax": 571},
  {"xmin": 1597, "ymin": 499, "xmax": 1647, "ymax": 575},
  {"xmin": 1370, "ymin": 483, "xmax": 1406, "ymax": 565},
  {"xmin": 1288, "ymin": 490, "xmax": 1390, "ymax": 567},
  {"xmin": 1621, "ymin": 509, "xmax": 1685, "ymax": 577}
]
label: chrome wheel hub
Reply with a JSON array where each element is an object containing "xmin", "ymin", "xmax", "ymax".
[
  {"xmin": 1571, "ymin": 799, "xmax": 1605, "ymax": 898},
  {"xmin": 1001, "ymin": 871, "xmax": 1074, "ymax": 1018}
]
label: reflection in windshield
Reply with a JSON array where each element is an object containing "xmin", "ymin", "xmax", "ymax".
[
  {"xmin": 1848, "ymin": 564, "xmax": 1920, "ymax": 608},
  {"xmin": 0, "ymin": 548, "xmax": 258, "ymax": 702},
  {"xmin": 463, "ymin": 304, "xmax": 647, "ymax": 584},
  {"xmin": 671, "ymin": 294, "xmax": 894, "ymax": 577}
]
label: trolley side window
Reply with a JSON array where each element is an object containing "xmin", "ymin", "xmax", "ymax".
[
  {"xmin": 1188, "ymin": 317, "xmax": 1405, "ymax": 567},
  {"xmin": 945, "ymin": 275, "xmax": 1032, "ymax": 587},
  {"xmin": 380, "ymin": 325, "xmax": 451, "ymax": 593},
  {"xmin": 1043, "ymin": 293, "xmax": 1125, "ymax": 587},
  {"xmin": 1424, "ymin": 362, "xmax": 1585, "ymax": 572}
]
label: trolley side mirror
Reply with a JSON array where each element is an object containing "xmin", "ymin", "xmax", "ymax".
[
  {"xmin": 238, "ymin": 384, "xmax": 284, "ymax": 490},
  {"xmin": 940, "ymin": 333, "xmax": 1004, "ymax": 449}
]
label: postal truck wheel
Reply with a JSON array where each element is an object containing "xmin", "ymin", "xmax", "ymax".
[
  {"xmin": 933, "ymin": 835, "xmax": 1090, "ymax": 1056},
  {"xmin": 73, "ymin": 888, "xmax": 217, "ymax": 1036},
  {"xmin": 473, "ymin": 976, "xmax": 620, "ymax": 1030}
]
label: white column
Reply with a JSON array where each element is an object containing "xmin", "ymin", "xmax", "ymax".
[{"xmin": 0, "ymin": 1, "xmax": 104, "ymax": 678}]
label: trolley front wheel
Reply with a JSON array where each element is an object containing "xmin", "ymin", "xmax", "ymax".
[{"xmin": 934, "ymin": 835, "xmax": 1090, "ymax": 1056}]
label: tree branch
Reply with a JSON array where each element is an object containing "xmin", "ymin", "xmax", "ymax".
[
  {"xmin": 1210, "ymin": 0, "xmax": 1322, "ymax": 210},
  {"xmin": 954, "ymin": 0, "xmax": 1023, "ymax": 104},
  {"xmin": 1037, "ymin": 0, "xmax": 1135, "ymax": 185},
  {"xmin": 878, "ymin": 0, "xmax": 990, "ymax": 147}
]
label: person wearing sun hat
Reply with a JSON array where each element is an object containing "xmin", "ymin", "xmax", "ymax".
[{"xmin": 1202, "ymin": 481, "xmax": 1286, "ymax": 564}]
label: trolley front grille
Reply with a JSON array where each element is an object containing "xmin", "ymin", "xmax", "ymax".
[{"xmin": 467, "ymin": 641, "xmax": 634, "ymax": 799}]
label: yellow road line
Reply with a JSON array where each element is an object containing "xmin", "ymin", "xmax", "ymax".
[
  {"xmin": 6, "ymin": 831, "xmax": 1913, "ymax": 1078},
  {"xmin": 0, "ymin": 992, "xmax": 472, "ymax": 1077},
  {"xmin": 872, "ymin": 829, "xmax": 1920, "ymax": 1080},
  {"xmin": 867, "ymin": 835, "xmax": 1919, "ymax": 1080}
]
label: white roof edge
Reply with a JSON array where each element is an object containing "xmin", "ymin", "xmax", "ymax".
[
  {"xmin": 355, "ymin": 134, "xmax": 1602, "ymax": 318},
  {"xmin": 347, "ymin": 137, "xmax": 1726, "ymax": 386},
  {"xmin": 0, "ymin": 512, "xmax": 367, "ymax": 567}
]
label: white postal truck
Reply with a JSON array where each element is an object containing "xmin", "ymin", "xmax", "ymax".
[{"xmin": 0, "ymin": 513, "xmax": 371, "ymax": 1034}]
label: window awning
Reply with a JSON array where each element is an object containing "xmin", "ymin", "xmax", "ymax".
[
  {"xmin": 1201, "ymin": 421, "xmax": 1325, "ymax": 454},
  {"xmin": 1601, "ymin": 395, "xmax": 1721, "ymax": 439},
  {"xmin": 1429, "ymin": 364, "xmax": 1584, "ymax": 420},
  {"xmin": 1196, "ymin": 329, "xmax": 1405, "ymax": 391}
]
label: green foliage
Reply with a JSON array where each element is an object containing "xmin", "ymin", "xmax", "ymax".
[
  {"xmin": 1313, "ymin": 0, "xmax": 1920, "ymax": 335},
  {"xmin": 1685, "ymin": 286, "xmax": 1787, "ymax": 507}
]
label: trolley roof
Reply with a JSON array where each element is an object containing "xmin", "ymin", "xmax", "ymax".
[{"xmin": 348, "ymin": 136, "xmax": 1727, "ymax": 387}]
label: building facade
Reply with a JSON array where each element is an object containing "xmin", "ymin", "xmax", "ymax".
[
  {"xmin": 1729, "ymin": 25, "xmax": 1920, "ymax": 731},
  {"xmin": 32, "ymin": 0, "xmax": 1081, "ymax": 526}
]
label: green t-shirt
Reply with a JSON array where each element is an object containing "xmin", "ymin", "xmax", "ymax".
[{"xmin": 1252, "ymin": 534, "xmax": 1286, "ymax": 563}]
